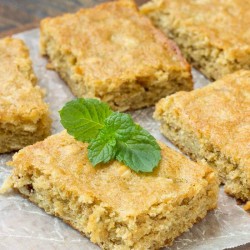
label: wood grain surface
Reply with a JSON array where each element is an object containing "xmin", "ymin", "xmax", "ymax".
[{"xmin": 0, "ymin": 0, "xmax": 147, "ymax": 38}]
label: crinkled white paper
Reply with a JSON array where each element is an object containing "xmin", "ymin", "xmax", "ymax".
[{"xmin": 0, "ymin": 29, "xmax": 250, "ymax": 250}]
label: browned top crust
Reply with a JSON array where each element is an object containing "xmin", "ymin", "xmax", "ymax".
[
  {"xmin": 40, "ymin": 0, "xmax": 190, "ymax": 86},
  {"xmin": 0, "ymin": 37, "xmax": 49, "ymax": 124},
  {"xmin": 155, "ymin": 70, "xmax": 250, "ymax": 170},
  {"xmin": 8, "ymin": 131, "xmax": 216, "ymax": 217},
  {"xmin": 141, "ymin": 0, "xmax": 250, "ymax": 58}
]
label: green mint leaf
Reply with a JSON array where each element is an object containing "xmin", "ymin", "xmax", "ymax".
[
  {"xmin": 59, "ymin": 98, "xmax": 112, "ymax": 142},
  {"xmin": 88, "ymin": 112, "xmax": 135, "ymax": 166},
  {"xmin": 88, "ymin": 112, "xmax": 161, "ymax": 172},
  {"xmin": 115, "ymin": 120, "xmax": 161, "ymax": 173},
  {"xmin": 88, "ymin": 129, "xmax": 117, "ymax": 166}
]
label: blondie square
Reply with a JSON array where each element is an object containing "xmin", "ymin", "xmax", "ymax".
[
  {"xmin": 1, "ymin": 131, "xmax": 218, "ymax": 249},
  {"xmin": 154, "ymin": 70, "xmax": 250, "ymax": 205},
  {"xmin": 40, "ymin": 0, "xmax": 193, "ymax": 111},
  {"xmin": 0, "ymin": 37, "xmax": 51, "ymax": 153},
  {"xmin": 141, "ymin": 0, "xmax": 250, "ymax": 80}
]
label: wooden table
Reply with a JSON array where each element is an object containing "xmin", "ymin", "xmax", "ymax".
[{"xmin": 0, "ymin": 0, "xmax": 146, "ymax": 38}]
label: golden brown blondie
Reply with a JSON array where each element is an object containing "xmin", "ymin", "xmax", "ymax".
[
  {"xmin": 1, "ymin": 131, "xmax": 218, "ymax": 249},
  {"xmin": 141, "ymin": 0, "xmax": 250, "ymax": 80},
  {"xmin": 154, "ymin": 70, "xmax": 250, "ymax": 206},
  {"xmin": 0, "ymin": 37, "xmax": 51, "ymax": 153},
  {"xmin": 40, "ymin": 0, "xmax": 193, "ymax": 111}
]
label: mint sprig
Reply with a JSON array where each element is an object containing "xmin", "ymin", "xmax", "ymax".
[{"xmin": 60, "ymin": 98, "xmax": 161, "ymax": 172}]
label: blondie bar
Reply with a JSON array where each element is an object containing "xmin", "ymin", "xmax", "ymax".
[
  {"xmin": 40, "ymin": 0, "xmax": 193, "ymax": 111},
  {"xmin": 154, "ymin": 70, "xmax": 250, "ymax": 205},
  {"xmin": 141, "ymin": 0, "xmax": 250, "ymax": 80},
  {"xmin": 0, "ymin": 37, "xmax": 51, "ymax": 153},
  {"xmin": 1, "ymin": 131, "xmax": 218, "ymax": 249}
]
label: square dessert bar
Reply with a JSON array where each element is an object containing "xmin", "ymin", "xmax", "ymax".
[
  {"xmin": 141, "ymin": 0, "xmax": 250, "ymax": 80},
  {"xmin": 0, "ymin": 38, "xmax": 51, "ymax": 153},
  {"xmin": 1, "ymin": 131, "xmax": 218, "ymax": 249},
  {"xmin": 40, "ymin": 0, "xmax": 193, "ymax": 111},
  {"xmin": 154, "ymin": 70, "xmax": 250, "ymax": 206}
]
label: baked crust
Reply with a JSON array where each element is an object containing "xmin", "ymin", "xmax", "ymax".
[
  {"xmin": 2, "ymin": 131, "xmax": 218, "ymax": 249},
  {"xmin": 40, "ymin": 0, "xmax": 193, "ymax": 111},
  {"xmin": 141, "ymin": 0, "xmax": 250, "ymax": 80},
  {"xmin": 154, "ymin": 70, "xmax": 250, "ymax": 203},
  {"xmin": 0, "ymin": 37, "xmax": 51, "ymax": 153}
]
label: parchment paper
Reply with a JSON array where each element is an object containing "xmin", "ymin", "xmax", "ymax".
[{"xmin": 0, "ymin": 29, "xmax": 249, "ymax": 250}]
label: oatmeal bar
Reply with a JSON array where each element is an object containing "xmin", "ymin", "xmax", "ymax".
[
  {"xmin": 154, "ymin": 70, "xmax": 250, "ymax": 204},
  {"xmin": 1, "ymin": 131, "xmax": 218, "ymax": 249},
  {"xmin": 141, "ymin": 0, "xmax": 250, "ymax": 80},
  {"xmin": 40, "ymin": 0, "xmax": 193, "ymax": 111},
  {"xmin": 0, "ymin": 37, "xmax": 51, "ymax": 153}
]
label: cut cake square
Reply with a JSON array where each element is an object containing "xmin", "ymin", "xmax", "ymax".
[
  {"xmin": 40, "ymin": 0, "xmax": 193, "ymax": 111},
  {"xmin": 141, "ymin": 0, "xmax": 250, "ymax": 80},
  {"xmin": 154, "ymin": 70, "xmax": 250, "ymax": 206},
  {"xmin": 0, "ymin": 37, "xmax": 51, "ymax": 153},
  {"xmin": 1, "ymin": 131, "xmax": 218, "ymax": 249}
]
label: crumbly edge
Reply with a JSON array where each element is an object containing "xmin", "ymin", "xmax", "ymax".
[
  {"xmin": 154, "ymin": 106, "xmax": 250, "ymax": 202},
  {"xmin": 1, "ymin": 160, "xmax": 217, "ymax": 250},
  {"xmin": 142, "ymin": 9, "xmax": 250, "ymax": 80},
  {"xmin": 40, "ymin": 26, "xmax": 193, "ymax": 111},
  {"xmin": 0, "ymin": 37, "xmax": 37, "ymax": 86},
  {"xmin": 0, "ymin": 115, "xmax": 51, "ymax": 153},
  {"xmin": 16, "ymin": 44, "xmax": 38, "ymax": 86}
]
